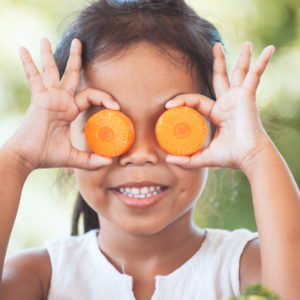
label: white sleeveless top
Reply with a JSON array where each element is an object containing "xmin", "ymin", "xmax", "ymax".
[{"xmin": 44, "ymin": 228, "xmax": 258, "ymax": 300}]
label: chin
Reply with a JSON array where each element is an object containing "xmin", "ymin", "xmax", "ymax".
[{"xmin": 116, "ymin": 216, "xmax": 169, "ymax": 237}]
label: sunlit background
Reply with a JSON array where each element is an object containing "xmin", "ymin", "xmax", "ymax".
[{"xmin": 1, "ymin": 0, "xmax": 299, "ymax": 256}]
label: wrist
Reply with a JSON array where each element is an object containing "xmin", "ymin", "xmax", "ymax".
[
  {"xmin": 0, "ymin": 141, "xmax": 35, "ymax": 179},
  {"xmin": 240, "ymin": 136, "xmax": 277, "ymax": 178}
]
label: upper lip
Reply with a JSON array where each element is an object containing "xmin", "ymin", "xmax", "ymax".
[{"xmin": 111, "ymin": 181, "xmax": 169, "ymax": 189}]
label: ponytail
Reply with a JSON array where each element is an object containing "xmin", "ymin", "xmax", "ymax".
[{"xmin": 71, "ymin": 192, "xmax": 100, "ymax": 235}]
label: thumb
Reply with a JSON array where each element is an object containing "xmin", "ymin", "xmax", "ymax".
[
  {"xmin": 166, "ymin": 147, "xmax": 214, "ymax": 169},
  {"xmin": 67, "ymin": 148, "xmax": 112, "ymax": 169}
]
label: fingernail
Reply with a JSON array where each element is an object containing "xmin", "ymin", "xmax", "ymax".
[
  {"xmin": 166, "ymin": 155, "xmax": 189, "ymax": 164},
  {"xmin": 18, "ymin": 47, "xmax": 23, "ymax": 56},
  {"xmin": 92, "ymin": 155, "xmax": 112, "ymax": 166},
  {"xmin": 245, "ymin": 41, "xmax": 252, "ymax": 51},
  {"xmin": 71, "ymin": 39, "xmax": 77, "ymax": 49},
  {"xmin": 270, "ymin": 45, "xmax": 275, "ymax": 55},
  {"xmin": 113, "ymin": 102, "xmax": 120, "ymax": 109},
  {"xmin": 40, "ymin": 37, "xmax": 47, "ymax": 48},
  {"xmin": 165, "ymin": 100, "xmax": 173, "ymax": 108},
  {"xmin": 219, "ymin": 43, "xmax": 225, "ymax": 53}
]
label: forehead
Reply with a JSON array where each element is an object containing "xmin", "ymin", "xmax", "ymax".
[{"xmin": 83, "ymin": 42, "xmax": 199, "ymax": 116}]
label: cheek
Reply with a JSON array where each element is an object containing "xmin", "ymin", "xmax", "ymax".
[
  {"xmin": 178, "ymin": 168, "xmax": 208, "ymax": 204},
  {"xmin": 73, "ymin": 169, "xmax": 107, "ymax": 211}
]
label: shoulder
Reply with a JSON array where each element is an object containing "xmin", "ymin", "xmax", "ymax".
[
  {"xmin": 44, "ymin": 230, "xmax": 97, "ymax": 259},
  {"xmin": 215, "ymin": 228, "xmax": 261, "ymax": 293},
  {"xmin": 239, "ymin": 236, "xmax": 262, "ymax": 292},
  {"xmin": 44, "ymin": 229, "xmax": 96, "ymax": 248},
  {"xmin": 44, "ymin": 230, "xmax": 98, "ymax": 281},
  {"xmin": 205, "ymin": 227, "xmax": 258, "ymax": 252},
  {"xmin": 204, "ymin": 227, "xmax": 261, "ymax": 295},
  {"xmin": 0, "ymin": 231, "xmax": 97, "ymax": 300},
  {"xmin": 1, "ymin": 247, "xmax": 51, "ymax": 300}
]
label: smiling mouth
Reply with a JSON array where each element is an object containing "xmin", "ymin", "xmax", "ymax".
[
  {"xmin": 114, "ymin": 185, "xmax": 167, "ymax": 199},
  {"xmin": 110, "ymin": 184, "xmax": 169, "ymax": 209}
]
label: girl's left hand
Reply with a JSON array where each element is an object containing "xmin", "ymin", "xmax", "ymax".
[{"xmin": 165, "ymin": 42, "xmax": 275, "ymax": 171}]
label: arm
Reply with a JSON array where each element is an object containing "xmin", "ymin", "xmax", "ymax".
[
  {"xmin": 164, "ymin": 42, "xmax": 300, "ymax": 299},
  {"xmin": 0, "ymin": 246, "xmax": 51, "ymax": 300},
  {"xmin": 0, "ymin": 145, "xmax": 51, "ymax": 300},
  {"xmin": 242, "ymin": 138, "xmax": 300, "ymax": 298},
  {"xmin": 0, "ymin": 145, "xmax": 33, "ymax": 285},
  {"xmin": 0, "ymin": 37, "xmax": 117, "ymax": 298}
]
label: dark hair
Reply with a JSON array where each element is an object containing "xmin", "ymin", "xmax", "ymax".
[{"xmin": 54, "ymin": 0, "xmax": 222, "ymax": 236}]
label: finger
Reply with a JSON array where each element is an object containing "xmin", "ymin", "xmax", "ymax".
[
  {"xmin": 67, "ymin": 148, "xmax": 112, "ymax": 169},
  {"xmin": 212, "ymin": 43, "xmax": 230, "ymax": 98},
  {"xmin": 18, "ymin": 47, "xmax": 45, "ymax": 94},
  {"xmin": 74, "ymin": 88, "xmax": 120, "ymax": 112},
  {"xmin": 60, "ymin": 39, "xmax": 82, "ymax": 95},
  {"xmin": 231, "ymin": 41, "xmax": 252, "ymax": 87},
  {"xmin": 165, "ymin": 93, "xmax": 215, "ymax": 121},
  {"xmin": 166, "ymin": 147, "xmax": 215, "ymax": 168},
  {"xmin": 242, "ymin": 45, "xmax": 275, "ymax": 92},
  {"xmin": 40, "ymin": 38, "xmax": 60, "ymax": 88}
]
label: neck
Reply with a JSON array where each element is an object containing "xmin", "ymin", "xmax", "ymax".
[{"xmin": 97, "ymin": 210, "xmax": 206, "ymax": 276}]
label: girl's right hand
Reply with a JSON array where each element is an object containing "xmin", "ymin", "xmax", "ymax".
[{"xmin": 5, "ymin": 38, "xmax": 119, "ymax": 171}]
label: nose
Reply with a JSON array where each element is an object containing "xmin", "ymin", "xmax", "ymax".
[{"xmin": 118, "ymin": 128, "xmax": 160, "ymax": 166}]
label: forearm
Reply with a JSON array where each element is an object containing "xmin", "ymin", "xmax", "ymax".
[
  {"xmin": 0, "ymin": 143, "xmax": 33, "ymax": 282},
  {"xmin": 243, "ymin": 138, "xmax": 300, "ymax": 299}
]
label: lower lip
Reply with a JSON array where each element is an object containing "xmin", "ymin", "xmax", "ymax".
[{"xmin": 111, "ymin": 189, "xmax": 168, "ymax": 209}]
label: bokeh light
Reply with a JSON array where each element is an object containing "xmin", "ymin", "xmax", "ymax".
[{"xmin": 0, "ymin": 0, "xmax": 299, "ymax": 255}]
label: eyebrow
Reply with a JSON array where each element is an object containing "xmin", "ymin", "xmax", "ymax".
[{"xmin": 87, "ymin": 92, "xmax": 185, "ymax": 111}]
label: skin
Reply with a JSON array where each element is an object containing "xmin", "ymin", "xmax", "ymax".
[
  {"xmin": 69, "ymin": 43, "xmax": 211, "ymax": 298},
  {"xmin": 0, "ymin": 37, "xmax": 299, "ymax": 300}
]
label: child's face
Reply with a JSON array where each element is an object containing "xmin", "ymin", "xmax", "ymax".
[{"xmin": 70, "ymin": 42, "xmax": 211, "ymax": 235}]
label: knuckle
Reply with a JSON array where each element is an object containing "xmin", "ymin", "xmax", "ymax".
[
  {"xmin": 64, "ymin": 68, "xmax": 78, "ymax": 78},
  {"xmin": 77, "ymin": 87, "xmax": 90, "ymax": 95},
  {"xmin": 234, "ymin": 66, "xmax": 247, "ymax": 75},
  {"xmin": 28, "ymin": 70, "xmax": 40, "ymax": 81},
  {"xmin": 43, "ymin": 64, "xmax": 58, "ymax": 73},
  {"xmin": 252, "ymin": 70, "xmax": 262, "ymax": 77},
  {"xmin": 67, "ymin": 87, "xmax": 76, "ymax": 96},
  {"xmin": 214, "ymin": 68, "xmax": 227, "ymax": 76}
]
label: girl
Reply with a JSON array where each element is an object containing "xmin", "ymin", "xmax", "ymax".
[{"xmin": 0, "ymin": 0, "xmax": 299, "ymax": 299}]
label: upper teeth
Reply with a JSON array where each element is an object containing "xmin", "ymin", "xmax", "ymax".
[{"xmin": 118, "ymin": 186, "xmax": 164, "ymax": 198}]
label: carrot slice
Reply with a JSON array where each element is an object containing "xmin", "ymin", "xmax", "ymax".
[
  {"xmin": 155, "ymin": 106, "xmax": 207, "ymax": 156},
  {"xmin": 85, "ymin": 109, "xmax": 135, "ymax": 157}
]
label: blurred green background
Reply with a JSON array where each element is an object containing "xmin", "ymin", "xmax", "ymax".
[{"xmin": 0, "ymin": 0, "xmax": 299, "ymax": 255}]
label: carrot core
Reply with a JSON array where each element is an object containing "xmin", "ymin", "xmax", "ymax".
[
  {"xmin": 98, "ymin": 126, "xmax": 115, "ymax": 142},
  {"xmin": 173, "ymin": 122, "xmax": 191, "ymax": 139}
]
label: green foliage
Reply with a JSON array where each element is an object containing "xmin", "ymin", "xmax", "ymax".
[
  {"xmin": 225, "ymin": 284, "xmax": 281, "ymax": 300},
  {"xmin": 2, "ymin": 0, "xmax": 300, "ymax": 251},
  {"xmin": 194, "ymin": 0, "xmax": 300, "ymax": 230}
]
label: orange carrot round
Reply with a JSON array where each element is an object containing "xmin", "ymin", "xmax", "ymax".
[
  {"xmin": 85, "ymin": 109, "xmax": 135, "ymax": 157},
  {"xmin": 155, "ymin": 106, "xmax": 207, "ymax": 156}
]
